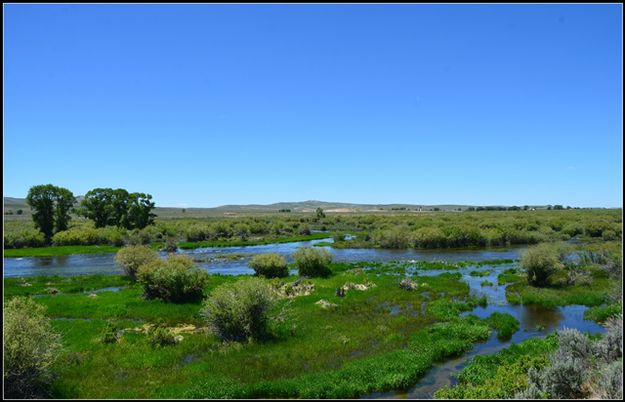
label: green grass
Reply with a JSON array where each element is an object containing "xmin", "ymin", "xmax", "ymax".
[
  {"xmin": 583, "ymin": 303, "xmax": 623, "ymax": 322},
  {"xmin": 469, "ymin": 270, "xmax": 491, "ymax": 277},
  {"xmin": 484, "ymin": 312, "xmax": 520, "ymax": 340},
  {"xmin": 3, "ymin": 265, "xmax": 496, "ymax": 399},
  {"xmin": 3, "ymin": 275, "xmax": 131, "ymax": 298},
  {"xmin": 4, "ymin": 244, "xmax": 121, "ymax": 258},
  {"xmin": 497, "ymin": 268, "xmax": 525, "ymax": 285},
  {"xmin": 506, "ymin": 274, "xmax": 613, "ymax": 308},
  {"xmin": 434, "ymin": 335, "xmax": 558, "ymax": 399}
]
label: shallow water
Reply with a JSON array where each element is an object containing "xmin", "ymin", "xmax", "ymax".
[
  {"xmin": 362, "ymin": 263, "xmax": 605, "ymax": 399},
  {"xmin": 3, "ymin": 239, "xmax": 524, "ymax": 277}
]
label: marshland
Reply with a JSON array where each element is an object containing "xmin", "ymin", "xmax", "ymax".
[{"xmin": 4, "ymin": 3, "xmax": 622, "ymax": 400}]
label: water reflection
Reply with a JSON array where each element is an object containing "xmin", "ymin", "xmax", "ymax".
[{"xmin": 3, "ymin": 239, "xmax": 524, "ymax": 277}]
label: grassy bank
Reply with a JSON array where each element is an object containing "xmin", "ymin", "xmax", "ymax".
[{"xmin": 4, "ymin": 245, "xmax": 122, "ymax": 258}]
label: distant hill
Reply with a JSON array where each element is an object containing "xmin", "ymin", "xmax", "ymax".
[{"xmin": 4, "ymin": 196, "xmax": 561, "ymax": 219}]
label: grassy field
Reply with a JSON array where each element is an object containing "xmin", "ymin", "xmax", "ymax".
[{"xmin": 5, "ymin": 262, "xmax": 499, "ymax": 399}]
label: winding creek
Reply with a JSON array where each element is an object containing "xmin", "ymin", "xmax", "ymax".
[
  {"xmin": 364, "ymin": 263, "xmax": 604, "ymax": 399},
  {"xmin": 3, "ymin": 240, "xmax": 605, "ymax": 399}
]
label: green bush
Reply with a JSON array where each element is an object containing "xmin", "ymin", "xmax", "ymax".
[
  {"xmin": 136, "ymin": 254, "xmax": 209, "ymax": 302},
  {"xmin": 521, "ymin": 243, "xmax": 565, "ymax": 287},
  {"xmin": 3, "ymin": 228, "xmax": 46, "ymax": 248},
  {"xmin": 200, "ymin": 277, "xmax": 274, "ymax": 341},
  {"xmin": 248, "ymin": 253, "xmax": 289, "ymax": 278},
  {"xmin": 52, "ymin": 226, "xmax": 125, "ymax": 246},
  {"xmin": 293, "ymin": 247, "xmax": 332, "ymax": 277},
  {"xmin": 3, "ymin": 297, "xmax": 62, "ymax": 398},
  {"xmin": 114, "ymin": 245, "xmax": 160, "ymax": 280}
]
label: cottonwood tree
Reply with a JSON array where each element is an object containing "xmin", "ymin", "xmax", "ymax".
[
  {"xmin": 81, "ymin": 189, "xmax": 155, "ymax": 229},
  {"xmin": 26, "ymin": 184, "xmax": 75, "ymax": 242}
]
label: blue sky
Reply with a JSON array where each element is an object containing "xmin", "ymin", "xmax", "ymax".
[{"xmin": 4, "ymin": 4, "xmax": 622, "ymax": 208}]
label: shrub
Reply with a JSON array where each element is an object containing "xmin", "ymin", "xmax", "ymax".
[
  {"xmin": 3, "ymin": 228, "xmax": 46, "ymax": 248},
  {"xmin": 147, "ymin": 325, "xmax": 177, "ymax": 348},
  {"xmin": 596, "ymin": 314, "xmax": 623, "ymax": 363},
  {"xmin": 136, "ymin": 254, "xmax": 209, "ymax": 303},
  {"xmin": 521, "ymin": 243, "xmax": 565, "ymax": 287},
  {"xmin": 595, "ymin": 361, "xmax": 623, "ymax": 399},
  {"xmin": 248, "ymin": 253, "xmax": 288, "ymax": 278},
  {"xmin": 52, "ymin": 226, "xmax": 125, "ymax": 246},
  {"xmin": 293, "ymin": 247, "xmax": 332, "ymax": 277},
  {"xmin": 200, "ymin": 277, "xmax": 274, "ymax": 341},
  {"xmin": 554, "ymin": 328, "xmax": 593, "ymax": 362},
  {"xmin": 3, "ymin": 297, "xmax": 62, "ymax": 398},
  {"xmin": 114, "ymin": 245, "xmax": 160, "ymax": 280}
]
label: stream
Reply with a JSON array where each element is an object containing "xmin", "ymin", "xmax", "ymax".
[
  {"xmin": 362, "ymin": 263, "xmax": 604, "ymax": 399},
  {"xmin": 3, "ymin": 239, "xmax": 524, "ymax": 277}
]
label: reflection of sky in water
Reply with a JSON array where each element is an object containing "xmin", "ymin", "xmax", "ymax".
[{"xmin": 3, "ymin": 239, "xmax": 524, "ymax": 277}]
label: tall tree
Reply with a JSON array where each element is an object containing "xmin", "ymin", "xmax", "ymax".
[
  {"xmin": 316, "ymin": 207, "xmax": 326, "ymax": 219},
  {"xmin": 81, "ymin": 188, "xmax": 156, "ymax": 229},
  {"xmin": 54, "ymin": 187, "xmax": 75, "ymax": 232},
  {"xmin": 26, "ymin": 184, "xmax": 75, "ymax": 242},
  {"xmin": 125, "ymin": 193, "xmax": 156, "ymax": 229},
  {"xmin": 81, "ymin": 188, "xmax": 115, "ymax": 228}
]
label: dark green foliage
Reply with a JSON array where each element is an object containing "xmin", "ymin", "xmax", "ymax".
[
  {"xmin": 316, "ymin": 207, "xmax": 326, "ymax": 219},
  {"xmin": 248, "ymin": 253, "xmax": 289, "ymax": 278},
  {"xmin": 100, "ymin": 321, "xmax": 121, "ymax": 344},
  {"xmin": 53, "ymin": 187, "xmax": 75, "ymax": 232},
  {"xmin": 26, "ymin": 184, "xmax": 75, "ymax": 242},
  {"xmin": 81, "ymin": 188, "xmax": 155, "ymax": 230},
  {"xmin": 293, "ymin": 247, "xmax": 332, "ymax": 277}
]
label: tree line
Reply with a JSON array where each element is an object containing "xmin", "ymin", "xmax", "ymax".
[{"xmin": 26, "ymin": 184, "xmax": 156, "ymax": 243}]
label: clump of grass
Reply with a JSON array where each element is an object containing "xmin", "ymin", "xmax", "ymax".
[
  {"xmin": 485, "ymin": 312, "xmax": 520, "ymax": 340},
  {"xmin": 584, "ymin": 304, "xmax": 623, "ymax": 323},
  {"xmin": 469, "ymin": 270, "xmax": 491, "ymax": 277},
  {"xmin": 498, "ymin": 268, "xmax": 524, "ymax": 285}
]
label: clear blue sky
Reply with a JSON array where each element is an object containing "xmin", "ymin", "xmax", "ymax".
[{"xmin": 4, "ymin": 4, "xmax": 622, "ymax": 208}]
